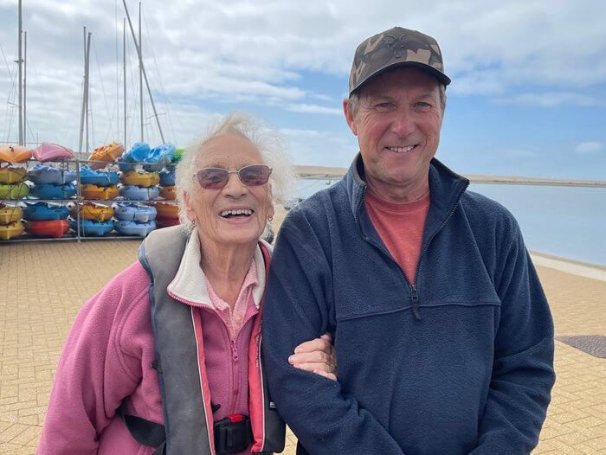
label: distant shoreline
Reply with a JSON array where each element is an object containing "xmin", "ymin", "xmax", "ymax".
[
  {"xmin": 294, "ymin": 165, "xmax": 606, "ymax": 188},
  {"xmin": 531, "ymin": 251, "xmax": 606, "ymax": 282}
]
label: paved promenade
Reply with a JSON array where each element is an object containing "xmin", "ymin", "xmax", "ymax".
[{"xmin": 0, "ymin": 239, "xmax": 604, "ymax": 454}]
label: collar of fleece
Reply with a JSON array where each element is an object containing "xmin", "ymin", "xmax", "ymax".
[{"xmin": 167, "ymin": 230, "xmax": 266, "ymax": 309}]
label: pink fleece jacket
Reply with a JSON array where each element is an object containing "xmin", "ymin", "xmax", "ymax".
[{"xmin": 37, "ymin": 237, "xmax": 268, "ymax": 454}]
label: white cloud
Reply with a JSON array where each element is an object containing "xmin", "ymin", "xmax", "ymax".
[
  {"xmin": 286, "ymin": 103, "xmax": 342, "ymax": 115},
  {"xmin": 494, "ymin": 92, "xmax": 603, "ymax": 108},
  {"xmin": 575, "ymin": 141, "xmax": 603, "ymax": 155},
  {"xmin": 1, "ymin": 0, "xmax": 606, "ymax": 166}
]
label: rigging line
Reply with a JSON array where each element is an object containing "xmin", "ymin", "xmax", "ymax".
[
  {"xmin": 1, "ymin": 42, "xmax": 18, "ymax": 142},
  {"xmin": 91, "ymin": 40, "xmax": 118, "ymax": 143},
  {"xmin": 115, "ymin": 0, "xmax": 121, "ymax": 140},
  {"xmin": 142, "ymin": 12, "xmax": 176, "ymax": 144}
]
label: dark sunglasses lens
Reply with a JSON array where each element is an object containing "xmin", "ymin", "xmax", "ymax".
[
  {"xmin": 197, "ymin": 168, "xmax": 228, "ymax": 188},
  {"xmin": 239, "ymin": 165, "xmax": 271, "ymax": 186}
]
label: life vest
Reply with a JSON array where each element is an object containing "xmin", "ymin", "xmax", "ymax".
[{"xmin": 135, "ymin": 225, "xmax": 285, "ymax": 454}]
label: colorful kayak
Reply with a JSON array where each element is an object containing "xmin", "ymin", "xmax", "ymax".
[
  {"xmin": 71, "ymin": 219, "xmax": 114, "ymax": 237},
  {"xmin": 120, "ymin": 170, "xmax": 160, "ymax": 187},
  {"xmin": 113, "ymin": 202, "xmax": 157, "ymax": 222},
  {"xmin": 0, "ymin": 145, "xmax": 32, "ymax": 163},
  {"xmin": 74, "ymin": 202, "xmax": 114, "ymax": 221},
  {"xmin": 159, "ymin": 185, "xmax": 176, "ymax": 200},
  {"xmin": 0, "ymin": 204, "xmax": 23, "ymax": 224},
  {"xmin": 114, "ymin": 220, "xmax": 156, "ymax": 237},
  {"xmin": 80, "ymin": 166, "xmax": 119, "ymax": 186},
  {"xmin": 154, "ymin": 202, "xmax": 179, "ymax": 219},
  {"xmin": 0, "ymin": 220, "xmax": 24, "ymax": 240},
  {"xmin": 120, "ymin": 185, "xmax": 160, "ymax": 201},
  {"xmin": 23, "ymin": 202, "xmax": 69, "ymax": 221},
  {"xmin": 31, "ymin": 182, "xmax": 77, "ymax": 200},
  {"xmin": 88, "ymin": 142, "xmax": 125, "ymax": 169},
  {"xmin": 25, "ymin": 219, "xmax": 70, "ymax": 238},
  {"xmin": 159, "ymin": 169, "xmax": 176, "ymax": 186},
  {"xmin": 32, "ymin": 143, "xmax": 75, "ymax": 162},
  {"xmin": 155, "ymin": 215, "xmax": 181, "ymax": 228},
  {"xmin": 0, "ymin": 166, "xmax": 27, "ymax": 184},
  {"xmin": 27, "ymin": 164, "xmax": 76, "ymax": 185},
  {"xmin": 80, "ymin": 184, "xmax": 120, "ymax": 200},
  {"xmin": 0, "ymin": 182, "xmax": 30, "ymax": 199}
]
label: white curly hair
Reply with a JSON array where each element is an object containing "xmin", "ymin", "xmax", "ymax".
[{"xmin": 175, "ymin": 112, "xmax": 296, "ymax": 229}]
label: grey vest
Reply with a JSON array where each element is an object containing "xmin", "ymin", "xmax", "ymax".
[{"xmin": 138, "ymin": 226, "xmax": 285, "ymax": 454}]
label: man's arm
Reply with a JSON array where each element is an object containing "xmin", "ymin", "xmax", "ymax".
[
  {"xmin": 263, "ymin": 212, "xmax": 405, "ymax": 455},
  {"xmin": 471, "ymin": 226, "xmax": 555, "ymax": 453}
]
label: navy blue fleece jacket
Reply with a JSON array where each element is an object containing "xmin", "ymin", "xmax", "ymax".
[{"xmin": 263, "ymin": 156, "xmax": 555, "ymax": 454}]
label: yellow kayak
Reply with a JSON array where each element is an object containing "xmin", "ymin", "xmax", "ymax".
[
  {"xmin": 74, "ymin": 202, "xmax": 114, "ymax": 221},
  {"xmin": 0, "ymin": 220, "xmax": 24, "ymax": 240},
  {"xmin": 0, "ymin": 166, "xmax": 27, "ymax": 184},
  {"xmin": 80, "ymin": 184, "xmax": 120, "ymax": 200},
  {"xmin": 120, "ymin": 170, "xmax": 160, "ymax": 187},
  {"xmin": 0, "ymin": 204, "xmax": 23, "ymax": 224}
]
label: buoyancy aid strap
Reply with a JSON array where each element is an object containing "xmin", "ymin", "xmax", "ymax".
[
  {"xmin": 139, "ymin": 226, "xmax": 213, "ymax": 454},
  {"xmin": 249, "ymin": 242, "xmax": 286, "ymax": 454}
]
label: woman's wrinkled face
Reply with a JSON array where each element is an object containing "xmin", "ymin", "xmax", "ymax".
[{"xmin": 185, "ymin": 133, "xmax": 274, "ymax": 248}]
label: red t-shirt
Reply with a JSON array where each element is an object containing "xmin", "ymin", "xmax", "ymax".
[{"xmin": 364, "ymin": 190, "xmax": 430, "ymax": 283}]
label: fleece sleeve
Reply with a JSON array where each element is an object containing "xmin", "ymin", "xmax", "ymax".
[
  {"xmin": 262, "ymin": 211, "xmax": 405, "ymax": 455},
  {"xmin": 470, "ymin": 224, "xmax": 555, "ymax": 454},
  {"xmin": 37, "ymin": 262, "xmax": 151, "ymax": 455}
]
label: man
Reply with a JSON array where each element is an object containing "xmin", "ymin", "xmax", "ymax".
[{"xmin": 263, "ymin": 27, "xmax": 555, "ymax": 454}]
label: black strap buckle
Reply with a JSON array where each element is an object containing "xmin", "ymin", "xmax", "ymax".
[{"xmin": 214, "ymin": 414, "xmax": 253, "ymax": 454}]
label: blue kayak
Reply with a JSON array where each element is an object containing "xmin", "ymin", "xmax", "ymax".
[
  {"xmin": 80, "ymin": 166, "xmax": 119, "ymax": 186},
  {"xmin": 31, "ymin": 182, "xmax": 77, "ymax": 200},
  {"xmin": 27, "ymin": 164, "xmax": 76, "ymax": 185},
  {"xmin": 119, "ymin": 185, "xmax": 160, "ymax": 201},
  {"xmin": 70, "ymin": 219, "xmax": 114, "ymax": 237},
  {"xmin": 113, "ymin": 203, "xmax": 157, "ymax": 222},
  {"xmin": 113, "ymin": 220, "xmax": 156, "ymax": 237},
  {"xmin": 23, "ymin": 202, "xmax": 69, "ymax": 221},
  {"xmin": 159, "ymin": 169, "xmax": 176, "ymax": 186}
]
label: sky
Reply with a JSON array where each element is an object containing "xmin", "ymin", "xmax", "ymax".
[{"xmin": 1, "ymin": 0, "xmax": 605, "ymax": 180}]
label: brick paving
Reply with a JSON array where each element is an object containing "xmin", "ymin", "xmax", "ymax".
[{"xmin": 0, "ymin": 239, "xmax": 604, "ymax": 454}]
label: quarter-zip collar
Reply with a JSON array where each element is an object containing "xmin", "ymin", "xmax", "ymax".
[{"xmin": 167, "ymin": 229, "xmax": 268, "ymax": 309}]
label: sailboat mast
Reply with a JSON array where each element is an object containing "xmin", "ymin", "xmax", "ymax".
[
  {"xmin": 138, "ymin": 2, "xmax": 143, "ymax": 142},
  {"xmin": 78, "ymin": 28, "xmax": 92, "ymax": 154},
  {"xmin": 23, "ymin": 31, "xmax": 27, "ymax": 146},
  {"xmin": 123, "ymin": 18, "xmax": 127, "ymax": 147},
  {"xmin": 122, "ymin": 0, "xmax": 165, "ymax": 144},
  {"xmin": 17, "ymin": 0, "xmax": 23, "ymax": 145}
]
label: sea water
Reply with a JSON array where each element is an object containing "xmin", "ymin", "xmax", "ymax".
[{"xmin": 294, "ymin": 180, "xmax": 606, "ymax": 267}]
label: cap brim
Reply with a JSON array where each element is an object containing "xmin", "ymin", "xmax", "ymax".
[{"xmin": 350, "ymin": 61, "xmax": 451, "ymax": 96}]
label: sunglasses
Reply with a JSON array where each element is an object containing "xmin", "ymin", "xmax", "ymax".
[{"xmin": 194, "ymin": 164, "xmax": 272, "ymax": 189}]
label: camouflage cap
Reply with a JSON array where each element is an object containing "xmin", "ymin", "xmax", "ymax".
[{"xmin": 349, "ymin": 27, "xmax": 451, "ymax": 96}]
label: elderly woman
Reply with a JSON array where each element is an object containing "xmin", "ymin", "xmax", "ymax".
[{"xmin": 38, "ymin": 113, "xmax": 335, "ymax": 454}]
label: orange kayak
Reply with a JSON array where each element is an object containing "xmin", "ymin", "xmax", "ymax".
[
  {"xmin": 154, "ymin": 201, "xmax": 179, "ymax": 219},
  {"xmin": 25, "ymin": 219, "xmax": 70, "ymax": 238},
  {"xmin": 159, "ymin": 185, "xmax": 176, "ymax": 200},
  {"xmin": 0, "ymin": 145, "xmax": 32, "ymax": 163},
  {"xmin": 88, "ymin": 143, "xmax": 124, "ymax": 169}
]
